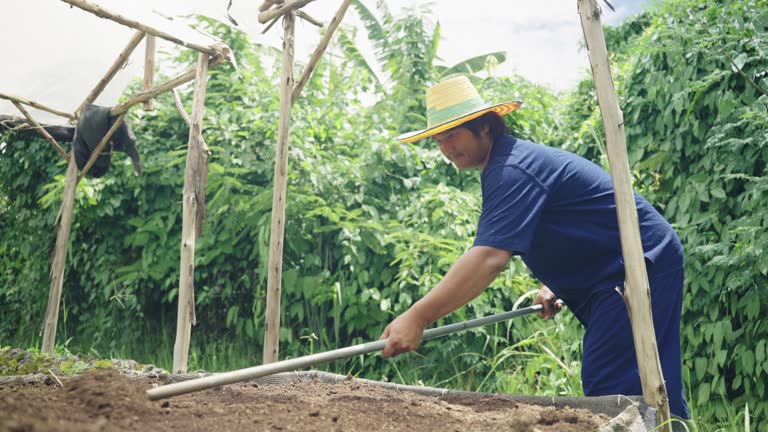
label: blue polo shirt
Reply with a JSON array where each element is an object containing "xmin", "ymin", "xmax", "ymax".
[
  {"xmin": 471, "ymin": 135, "xmax": 689, "ymax": 418},
  {"xmin": 473, "ymin": 135, "xmax": 682, "ymax": 323}
]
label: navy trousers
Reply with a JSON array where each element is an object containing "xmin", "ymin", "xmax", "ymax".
[{"xmin": 580, "ymin": 266, "xmax": 690, "ymax": 418}]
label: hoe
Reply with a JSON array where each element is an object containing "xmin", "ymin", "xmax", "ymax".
[{"xmin": 147, "ymin": 302, "xmax": 558, "ymax": 400}]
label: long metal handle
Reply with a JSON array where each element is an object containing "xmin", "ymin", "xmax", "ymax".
[{"xmin": 146, "ymin": 303, "xmax": 545, "ymax": 400}]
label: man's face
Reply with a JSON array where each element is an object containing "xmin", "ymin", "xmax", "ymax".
[{"xmin": 432, "ymin": 125, "xmax": 492, "ymax": 170}]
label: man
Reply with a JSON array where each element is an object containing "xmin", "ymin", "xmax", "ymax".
[{"xmin": 379, "ymin": 76, "xmax": 689, "ymax": 418}]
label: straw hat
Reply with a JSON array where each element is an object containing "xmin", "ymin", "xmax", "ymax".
[{"xmin": 397, "ymin": 76, "xmax": 522, "ymax": 143}]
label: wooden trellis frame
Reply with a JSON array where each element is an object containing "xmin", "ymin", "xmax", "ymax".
[
  {"xmin": 1, "ymin": 0, "xmax": 355, "ymax": 372},
  {"xmin": 0, "ymin": 0, "xmax": 231, "ymax": 374}
]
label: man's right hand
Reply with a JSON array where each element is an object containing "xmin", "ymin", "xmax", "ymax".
[
  {"xmin": 379, "ymin": 310, "xmax": 428, "ymax": 358},
  {"xmin": 533, "ymin": 284, "xmax": 562, "ymax": 320}
]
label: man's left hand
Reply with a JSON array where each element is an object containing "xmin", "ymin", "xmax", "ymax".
[{"xmin": 533, "ymin": 284, "xmax": 562, "ymax": 320}]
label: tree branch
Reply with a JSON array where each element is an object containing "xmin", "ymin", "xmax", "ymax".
[{"xmin": 732, "ymin": 60, "xmax": 768, "ymax": 97}]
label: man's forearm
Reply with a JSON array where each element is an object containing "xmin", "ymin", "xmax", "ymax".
[{"xmin": 408, "ymin": 246, "xmax": 512, "ymax": 326}]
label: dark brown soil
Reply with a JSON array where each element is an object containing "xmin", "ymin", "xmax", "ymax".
[{"xmin": 1, "ymin": 370, "xmax": 609, "ymax": 431}]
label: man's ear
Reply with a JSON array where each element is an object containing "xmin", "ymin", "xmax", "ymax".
[{"xmin": 482, "ymin": 123, "xmax": 491, "ymax": 138}]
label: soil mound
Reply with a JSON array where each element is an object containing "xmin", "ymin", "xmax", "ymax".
[{"xmin": 1, "ymin": 371, "xmax": 609, "ymax": 432}]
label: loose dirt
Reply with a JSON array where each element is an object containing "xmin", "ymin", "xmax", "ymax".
[{"xmin": 1, "ymin": 370, "xmax": 610, "ymax": 431}]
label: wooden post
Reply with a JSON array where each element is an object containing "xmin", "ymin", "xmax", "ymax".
[
  {"xmin": 263, "ymin": 12, "xmax": 295, "ymax": 365},
  {"xmin": 577, "ymin": 0, "xmax": 672, "ymax": 429},
  {"xmin": 76, "ymin": 31, "xmax": 146, "ymax": 117},
  {"xmin": 41, "ymin": 153, "xmax": 79, "ymax": 353},
  {"xmin": 172, "ymin": 53, "xmax": 210, "ymax": 373},
  {"xmin": 144, "ymin": 35, "xmax": 156, "ymax": 111},
  {"xmin": 291, "ymin": 0, "xmax": 352, "ymax": 105},
  {"xmin": 11, "ymin": 102, "xmax": 70, "ymax": 161}
]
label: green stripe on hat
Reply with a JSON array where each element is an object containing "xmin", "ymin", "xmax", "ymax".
[{"xmin": 426, "ymin": 97, "xmax": 487, "ymax": 127}]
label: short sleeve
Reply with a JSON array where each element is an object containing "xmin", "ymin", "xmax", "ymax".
[{"xmin": 473, "ymin": 165, "xmax": 549, "ymax": 254}]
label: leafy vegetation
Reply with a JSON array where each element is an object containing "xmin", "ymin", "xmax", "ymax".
[
  {"xmin": 1, "ymin": 0, "xmax": 766, "ymax": 430},
  {"xmin": 0, "ymin": 348, "xmax": 114, "ymax": 376}
]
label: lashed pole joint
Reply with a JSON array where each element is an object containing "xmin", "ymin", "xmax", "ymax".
[
  {"xmin": 258, "ymin": 0, "xmax": 315, "ymax": 24},
  {"xmin": 259, "ymin": 0, "xmax": 283, "ymax": 12}
]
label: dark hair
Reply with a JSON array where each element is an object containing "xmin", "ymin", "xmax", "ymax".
[{"xmin": 458, "ymin": 112, "xmax": 508, "ymax": 139}]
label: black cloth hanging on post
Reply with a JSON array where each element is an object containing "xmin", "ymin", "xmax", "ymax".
[{"xmin": 73, "ymin": 104, "xmax": 142, "ymax": 178}]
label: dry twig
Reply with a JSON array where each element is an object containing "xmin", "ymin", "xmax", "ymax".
[{"xmin": 48, "ymin": 369, "xmax": 64, "ymax": 387}]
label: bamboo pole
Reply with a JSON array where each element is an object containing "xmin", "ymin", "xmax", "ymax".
[
  {"xmin": 144, "ymin": 36, "xmax": 156, "ymax": 111},
  {"xmin": 258, "ymin": 0, "xmax": 315, "ymax": 24},
  {"xmin": 292, "ymin": 0, "xmax": 352, "ymax": 104},
  {"xmin": 110, "ymin": 54, "xmax": 224, "ymax": 116},
  {"xmin": 11, "ymin": 102, "xmax": 70, "ymax": 161},
  {"xmin": 60, "ymin": 0, "xmax": 222, "ymax": 56},
  {"xmin": 76, "ymin": 31, "xmax": 146, "ymax": 117},
  {"xmin": 111, "ymin": 70, "xmax": 196, "ymax": 116},
  {"xmin": 0, "ymin": 92, "xmax": 75, "ymax": 120},
  {"xmin": 263, "ymin": 12, "xmax": 296, "ymax": 365},
  {"xmin": 577, "ymin": 0, "xmax": 672, "ymax": 429},
  {"xmin": 41, "ymin": 153, "xmax": 79, "ymax": 353},
  {"xmin": 172, "ymin": 53, "xmax": 210, "ymax": 373},
  {"xmin": 148, "ymin": 303, "xmax": 548, "ymax": 400},
  {"xmin": 75, "ymin": 113, "xmax": 126, "ymax": 182}
]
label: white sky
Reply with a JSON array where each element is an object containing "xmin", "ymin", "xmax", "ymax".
[{"xmin": 0, "ymin": 0, "xmax": 648, "ymax": 124}]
